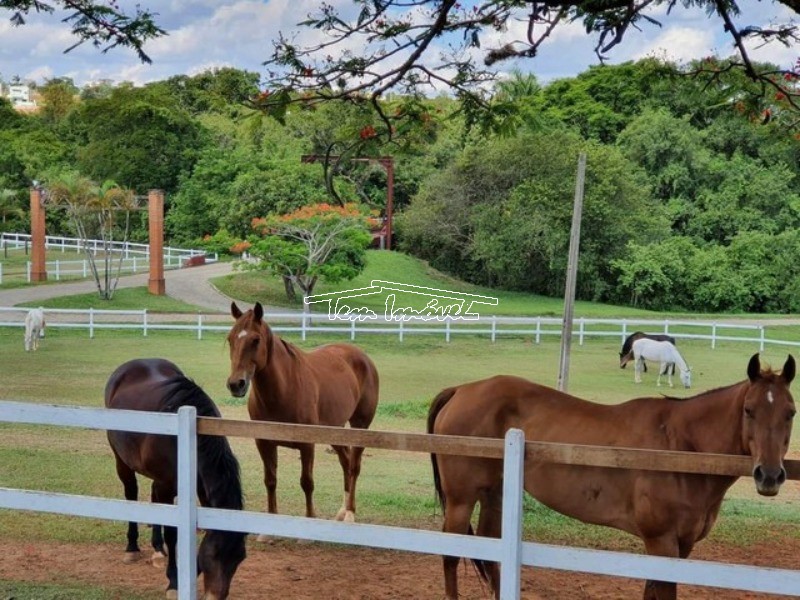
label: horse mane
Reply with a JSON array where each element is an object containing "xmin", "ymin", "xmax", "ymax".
[
  {"xmin": 661, "ymin": 381, "xmax": 745, "ymax": 402},
  {"xmin": 159, "ymin": 378, "xmax": 244, "ymax": 512}
]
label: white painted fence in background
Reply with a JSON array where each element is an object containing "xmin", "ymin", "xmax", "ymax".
[
  {"xmin": 0, "ymin": 306, "xmax": 793, "ymax": 349},
  {"xmin": 2, "ymin": 401, "xmax": 800, "ymax": 599},
  {"xmin": 0, "ymin": 232, "xmax": 217, "ymax": 283}
]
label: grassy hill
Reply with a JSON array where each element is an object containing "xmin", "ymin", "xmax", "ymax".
[{"xmin": 213, "ymin": 250, "xmax": 664, "ymax": 318}]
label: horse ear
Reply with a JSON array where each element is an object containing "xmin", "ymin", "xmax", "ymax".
[
  {"xmin": 254, "ymin": 302, "xmax": 264, "ymax": 322},
  {"xmin": 747, "ymin": 353, "xmax": 761, "ymax": 382},
  {"xmin": 231, "ymin": 302, "xmax": 242, "ymax": 319},
  {"xmin": 782, "ymin": 355, "xmax": 796, "ymax": 385}
]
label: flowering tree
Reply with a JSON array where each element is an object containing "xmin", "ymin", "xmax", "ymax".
[{"xmin": 247, "ymin": 203, "xmax": 372, "ymax": 301}]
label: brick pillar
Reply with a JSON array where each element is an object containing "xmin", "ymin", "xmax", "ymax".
[
  {"xmin": 30, "ymin": 188, "xmax": 47, "ymax": 282},
  {"xmin": 148, "ymin": 189, "xmax": 165, "ymax": 295}
]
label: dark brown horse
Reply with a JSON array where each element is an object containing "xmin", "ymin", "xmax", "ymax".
[
  {"xmin": 620, "ymin": 331, "xmax": 677, "ymax": 372},
  {"xmin": 428, "ymin": 353, "xmax": 795, "ymax": 600},
  {"xmin": 226, "ymin": 302, "xmax": 379, "ymax": 527},
  {"xmin": 106, "ymin": 358, "xmax": 247, "ymax": 600}
]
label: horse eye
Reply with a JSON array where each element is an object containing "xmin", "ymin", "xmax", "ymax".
[
  {"xmin": 250, "ymin": 337, "xmax": 260, "ymax": 347},
  {"xmin": 787, "ymin": 410, "xmax": 796, "ymax": 422},
  {"xmin": 744, "ymin": 407, "xmax": 755, "ymax": 419}
]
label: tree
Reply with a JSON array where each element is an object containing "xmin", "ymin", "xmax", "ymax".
[
  {"xmin": 3, "ymin": 1, "xmax": 164, "ymax": 63},
  {"xmin": 39, "ymin": 77, "xmax": 78, "ymax": 123},
  {"xmin": 255, "ymin": 0, "xmax": 800, "ymax": 140},
  {"xmin": 46, "ymin": 172, "xmax": 140, "ymax": 300},
  {"xmin": 247, "ymin": 203, "xmax": 372, "ymax": 301}
]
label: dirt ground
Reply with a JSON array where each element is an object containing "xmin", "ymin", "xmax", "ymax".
[{"xmin": 1, "ymin": 534, "xmax": 798, "ymax": 600}]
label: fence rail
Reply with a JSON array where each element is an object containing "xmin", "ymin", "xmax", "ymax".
[
  {"xmin": 1, "ymin": 306, "xmax": 797, "ymax": 350},
  {"xmin": 2, "ymin": 401, "xmax": 800, "ymax": 599},
  {"xmin": 0, "ymin": 232, "xmax": 216, "ymax": 283}
]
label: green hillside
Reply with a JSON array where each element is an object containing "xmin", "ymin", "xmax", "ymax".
[{"xmin": 213, "ymin": 250, "xmax": 663, "ymax": 318}]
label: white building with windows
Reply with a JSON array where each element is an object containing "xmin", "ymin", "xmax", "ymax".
[{"xmin": 2, "ymin": 83, "xmax": 37, "ymax": 110}]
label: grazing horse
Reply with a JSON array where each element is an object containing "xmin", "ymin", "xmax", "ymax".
[
  {"xmin": 226, "ymin": 302, "xmax": 379, "ymax": 528},
  {"xmin": 24, "ymin": 307, "xmax": 45, "ymax": 352},
  {"xmin": 105, "ymin": 358, "xmax": 247, "ymax": 600},
  {"xmin": 619, "ymin": 331, "xmax": 676, "ymax": 372},
  {"xmin": 429, "ymin": 353, "xmax": 795, "ymax": 600},
  {"xmin": 632, "ymin": 338, "xmax": 691, "ymax": 388}
]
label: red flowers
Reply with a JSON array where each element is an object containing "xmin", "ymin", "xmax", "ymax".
[{"xmin": 359, "ymin": 125, "xmax": 377, "ymax": 140}]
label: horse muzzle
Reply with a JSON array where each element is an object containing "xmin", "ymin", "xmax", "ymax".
[
  {"xmin": 753, "ymin": 464, "xmax": 787, "ymax": 496},
  {"xmin": 226, "ymin": 377, "xmax": 250, "ymax": 398}
]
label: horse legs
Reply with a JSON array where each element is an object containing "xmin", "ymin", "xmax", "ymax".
[
  {"xmin": 442, "ymin": 501, "xmax": 477, "ymax": 600},
  {"xmin": 298, "ymin": 443, "xmax": 316, "ymax": 518},
  {"xmin": 332, "ymin": 445, "xmax": 353, "ymax": 522},
  {"xmin": 642, "ymin": 534, "xmax": 679, "ymax": 600},
  {"xmin": 153, "ymin": 483, "xmax": 178, "ymax": 599},
  {"xmin": 254, "ymin": 439, "xmax": 278, "ymax": 542},
  {"xmin": 634, "ymin": 358, "xmax": 643, "ymax": 384},
  {"xmin": 150, "ymin": 483, "xmax": 167, "ymax": 567},
  {"xmin": 114, "ymin": 455, "xmax": 142, "ymax": 563},
  {"xmin": 476, "ymin": 486, "xmax": 503, "ymax": 598}
]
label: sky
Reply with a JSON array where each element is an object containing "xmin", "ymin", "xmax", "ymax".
[{"xmin": 0, "ymin": 0, "xmax": 798, "ymax": 89}]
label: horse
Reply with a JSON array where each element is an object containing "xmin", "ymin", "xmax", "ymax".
[
  {"xmin": 24, "ymin": 307, "xmax": 45, "ymax": 352},
  {"xmin": 632, "ymin": 338, "xmax": 691, "ymax": 388},
  {"xmin": 619, "ymin": 331, "xmax": 676, "ymax": 372},
  {"xmin": 428, "ymin": 353, "xmax": 795, "ymax": 600},
  {"xmin": 105, "ymin": 358, "xmax": 247, "ymax": 600},
  {"xmin": 226, "ymin": 301, "xmax": 379, "ymax": 529}
]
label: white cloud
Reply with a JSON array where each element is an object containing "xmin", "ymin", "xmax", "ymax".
[{"xmin": 632, "ymin": 27, "xmax": 716, "ymax": 63}]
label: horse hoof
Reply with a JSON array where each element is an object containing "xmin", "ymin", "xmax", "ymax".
[
  {"xmin": 123, "ymin": 551, "xmax": 142, "ymax": 564},
  {"xmin": 343, "ymin": 511, "xmax": 355, "ymax": 523},
  {"xmin": 165, "ymin": 589, "xmax": 178, "ymax": 600},
  {"xmin": 256, "ymin": 533, "xmax": 274, "ymax": 543},
  {"xmin": 334, "ymin": 507, "xmax": 346, "ymax": 521},
  {"xmin": 150, "ymin": 550, "xmax": 167, "ymax": 568}
]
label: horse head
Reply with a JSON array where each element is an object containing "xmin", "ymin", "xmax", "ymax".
[
  {"xmin": 679, "ymin": 367, "xmax": 691, "ymax": 388},
  {"xmin": 226, "ymin": 301, "xmax": 269, "ymax": 398},
  {"xmin": 742, "ymin": 353, "xmax": 796, "ymax": 496},
  {"xmin": 197, "ymin": 530, "xmax": 247, "ymax": 600}
]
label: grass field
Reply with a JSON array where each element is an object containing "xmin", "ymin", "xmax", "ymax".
[
  {"xmin": 4, "ymin": 250, "xmax": 800, "ymax": 597},
  {"xmin": 2, "ymin": 326, "xmax": 799, "ymax": 563}
]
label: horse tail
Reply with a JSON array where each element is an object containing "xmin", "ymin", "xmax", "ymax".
[
  {"xmin": 427, "ymin": 386, "xmax": 490, "ymax": 584},
  {"xmin": 427, "ymin": 386, "xmax": 458, "ymax": 512}
]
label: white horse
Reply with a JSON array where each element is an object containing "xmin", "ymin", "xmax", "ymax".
[
  {"xmin": 24, "ymin": 307, "xmax": 46, "ymax": 352},
  {"xmin": 632, "ymin": 338, "xmax": 691, "ymax": 388}
]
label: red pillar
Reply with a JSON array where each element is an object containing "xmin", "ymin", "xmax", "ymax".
[
  {"xmin": 148, "ymin": 189, "xmax": 165, "ymax": 295},
  {"xmin": 30, "ymin": 187, "xmax": 47, "ymax": 282},
  {"xmin": 382, "ymin": 157, "xmax": 394, "ymax": 251}
]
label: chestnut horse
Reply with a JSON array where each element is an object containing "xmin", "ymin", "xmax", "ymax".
[
  {"xmin": 226, "ymin": 302, "xmax": 379, "ymax": 526},
  {"xmin": 428, "ymin": 353, "xmax": 795, "ymax": 600},
  {"xmin": 106, "ymin": 358, "xmax": 247, "ymax": 600}
]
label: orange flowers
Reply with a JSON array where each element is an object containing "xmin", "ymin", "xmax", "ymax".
[{"xmin": 359, "ymin": 125, "xmax": 377, "ymax": 140}]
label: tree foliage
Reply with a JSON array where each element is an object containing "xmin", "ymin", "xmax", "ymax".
[{"xmin": 246, "ymin": 203, "xmax": 372, "ymax": 301}]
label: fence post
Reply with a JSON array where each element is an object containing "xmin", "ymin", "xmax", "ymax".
[
  {"xmin": 89, "ymin": 307, "xmax": 94, "ymax": 339},
  {"xmin": 399, "ymin": 319, "xmax": 404, "ymax": 343},
  {"xmin": 198, "ymin": 314, "xmax": 203, "ymax": 341},
  {"xmin": 500, "ymin": 428, "xmax": 525, "ymax": 600},
  {"xmin": 535, "ymin": 317, "xmax": 541, "ymax": 344},
  {"xmin": 83, "ymin": 260, "xmax": 87, "ymax": 278},
  {"xmin": 26, "ymin": 261, "xmax": 31, "ymax": 283},
  {"xmin": 55, "ymin": 260, "xmax": 60, "ymax": 281},
  {"xmin": 301, "ymin": 311, "xmax": 308, "ymax": 342},
  {"xmin": 0, "ymin": 262, "xmax": 2, "ymax": 285},
  {"xmin": 760, "ymin": 326, "xmax": 766, "ymax": 352},
  {"xmin": 445, "ymin": 317, "xmax": 451, "ymax": 343},
  {"xmin": 664, "ymin": 319, "xmax": 670, "ymax": 336},
  {"xmin": 621, "ymin": 319, "xmax": 627, "ymax": 343},
  {"xmin": 491, "ymin": 316, "xmax": 497, "ymax": 343},
  {"xmin": 350, "ymin": 319, "xmax": 356, "ymax": 341},
  {"xmin": 142, "ymin": 309, "xmax": 148, "ymax": 337},
  {"xmin": 579, "ymin": 317, "xmax": 585, "ymax": 346},
  {"xmin": 177, "ymin": 406, "xmax": 198, "ymax": 600},
  {"xmin": 712, "ymin": 323, "xmax": 717, "ymax": 350}
]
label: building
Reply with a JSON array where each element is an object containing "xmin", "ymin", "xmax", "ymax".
[{"xmin": 1, "ymin": 83, "xmax": 38, "ymax": 111}]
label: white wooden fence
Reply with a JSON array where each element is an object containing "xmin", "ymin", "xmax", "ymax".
[
  {"xmin": 1, "ymin": 306, "xmax": 797, "ymax": 350},
  {"xmin": 0, "ymin": 232, "xmax": 216, "ymax": 283},
  {"xmin": 2, "ymin": 400, "xmax": 800, "ymax": 599}
]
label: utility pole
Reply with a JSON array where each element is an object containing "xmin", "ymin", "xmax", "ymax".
[{"xmin": 557, "ymin": 153, "xmax": 587, "ymax": 392}]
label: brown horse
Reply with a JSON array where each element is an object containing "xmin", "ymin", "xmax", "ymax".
[
  {"xmin": 428, "ymin": 353, "xmax": 795, "ymax": 600},
  {"xmin": 226, "ymin": 302, "xmax": 379, "ymax": 526},
  {"xmin": 106, "ymin": 358, "xmax": 247, "ymax": 600}
]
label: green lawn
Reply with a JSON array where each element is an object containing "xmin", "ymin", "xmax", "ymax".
[
  {"xmin": 18, "ymin": 287, "xmax": 207, "ymax": 312},
  {"xmin": 1, "ymin": 327, "xmax": 799, "ymax": 555}
]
